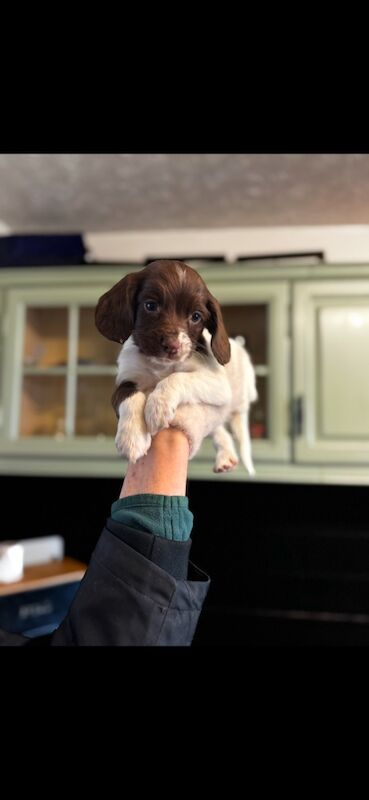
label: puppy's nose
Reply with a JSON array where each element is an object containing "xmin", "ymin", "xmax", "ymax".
[{"xmin": 161, "ymin": 337, "xmax": 180, "ymax": 356}]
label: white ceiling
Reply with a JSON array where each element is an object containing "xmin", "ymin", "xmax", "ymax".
[{"xmin": 0, "ymin": 154, "xmax": 369, "ymax": 233}]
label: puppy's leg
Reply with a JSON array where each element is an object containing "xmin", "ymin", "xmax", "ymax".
[
  {"xmin": 113, "ymin": 382, "xmax": 152, "ymax": 463},
  {"xmin": 212, "ymin": 425, "xmax": 239, "ymax": 473},
  {"xmin": 112, "ymin": 381, "xmax": 137, "ymax": 418},
  {"xmin": 171, "ymin": 402, "xmax": 230, "ymax": 459}
]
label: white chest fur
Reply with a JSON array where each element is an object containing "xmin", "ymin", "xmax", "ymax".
[{"xmin": 116, "ymin": 332, "xmax": 222, "ymax": 392}]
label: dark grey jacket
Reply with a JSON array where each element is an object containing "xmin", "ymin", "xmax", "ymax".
[{"xmin": 0, "ymin": 518, "xmax": 210, "ymax": 646}]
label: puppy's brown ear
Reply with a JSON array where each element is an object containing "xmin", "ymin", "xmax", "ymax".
[
  {"xmin": 95, "ymin": 271, "xmax": 143, "ymax": 343},
  {"xmin": 206, "ymin": 293, "xmax": 231, "ymax": 365}
]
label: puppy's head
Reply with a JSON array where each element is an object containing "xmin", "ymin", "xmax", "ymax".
[{"xmin": 95, "ymin": 260, "xmax": 231, "ymax": 365}]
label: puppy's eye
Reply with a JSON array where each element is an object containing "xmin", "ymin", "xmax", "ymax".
[
  {"xmin": 144, "ymin": 301, "xmax": 159, "ymax": 312},
  {"xmin": 190, "ymin": 311, "xmax": 202, "ymax": 323}
]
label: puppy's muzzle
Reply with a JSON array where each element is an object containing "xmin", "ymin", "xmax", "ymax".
[{"xmin": 160, "ymin": 336, "xmax": 181, "ymax": 359}]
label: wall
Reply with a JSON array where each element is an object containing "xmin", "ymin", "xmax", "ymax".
[{"xmin": 85, "ymin": 225, "xmax": 369, "ymax": 264}]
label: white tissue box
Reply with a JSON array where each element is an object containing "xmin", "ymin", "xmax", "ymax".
[
  {"xmin": 0, "ymin": 543, "xmax": 24, "ymax": 583},
  {"xmin": 0, "ymin": 536, "xmax": 65, "ymax": 584},
  {"xmin": 18, "ymin": 535, "xmax": 64, "ymax": 567}
]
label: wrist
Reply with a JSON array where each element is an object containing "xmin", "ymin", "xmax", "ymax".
[{"xmin": 120, "ymin": 428, "xmax": 189, "ymax": 498}]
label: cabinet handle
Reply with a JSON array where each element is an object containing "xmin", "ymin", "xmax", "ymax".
[{"xmin": 291, "ymin": 396, "xmax": 304, "ymax": 437}]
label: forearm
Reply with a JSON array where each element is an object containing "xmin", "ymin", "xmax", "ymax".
[
  {"xmin": 120, "ymin": 428, "xmax": 190, "ymax": 498},
  {"xmin": 32, "ymin": 429, "xmax": 209, "ymax": 646},
  {"xmin": 51, "ymin": 429, "xmax": 209, "ymax": 645}
]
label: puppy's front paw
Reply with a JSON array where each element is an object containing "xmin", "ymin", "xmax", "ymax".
[
  {"xmin": 144, "ymin": 390, "xmax": 177, "ymax": 435},
  {"xmin": 115, "ymin": 420, "xmax": 152, "ymax": 463}
]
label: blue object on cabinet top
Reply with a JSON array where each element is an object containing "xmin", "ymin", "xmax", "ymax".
[{"xmin": 0, "ymin": 235, "xmax": 86, "ymax": 267}]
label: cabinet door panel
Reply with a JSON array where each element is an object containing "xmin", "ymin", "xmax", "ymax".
[
  {"xmin": 294, "ymin": 281, "xmax": 369, "ymax": 463},
  {"xmin": 75, "ymin": 375, "xmax": 117, "ymax": 437},
  {"xmin": 319, "ymin": 306, "xmax": 369, "ymax": 438},
  {"xmin": 78, "ymin": 307, "xmax": 121, "ymax": 367},
  {"xmin": 20, "ymin": 375, "xmax": 66, "ymax": 437}
]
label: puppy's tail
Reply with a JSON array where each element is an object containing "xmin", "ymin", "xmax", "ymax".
[
  {"xmin": 230, "ymin": 410, "xmax": 255, "ymax": 476},
  {"xmin": 235, "ymin": 336, "xmax": 258, "ymax": 404}
]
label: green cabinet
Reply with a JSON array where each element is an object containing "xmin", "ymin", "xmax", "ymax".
[
  {"xmin": 0, "ymin": 265, "xmax": 289, "ymax": 479},
  {"xmin": 1, "ymin": 262, "xmax": 368, "ymax": 484}
]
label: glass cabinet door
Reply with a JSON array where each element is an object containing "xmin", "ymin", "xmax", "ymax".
[
  {"xmin": 221, "ymin": 304, "xmax": 269, "ymax": 440},
  {"xmin": 2, "ymin": 287, "xmax": 122, "ymax": 450},
  {"xmin": 192, "ymin": 276, "xmax": 290, "ymax": 464},
  {"xmin": 18, "ymin": 304, "xmax": 121, "ymax": 440},
  {"xmin": 20, "ymin": 307, "xmax": 68, "ymax": 437},
  {"xmin": 75, "ymin": 307, "xmax": 120, "ymax": 438}
]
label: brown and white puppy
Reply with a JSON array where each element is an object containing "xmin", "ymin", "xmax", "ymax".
[{"xmin": 95, "ymin": 259, "xmax": 257, "ymax": 474}]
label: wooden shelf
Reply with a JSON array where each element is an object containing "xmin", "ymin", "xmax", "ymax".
[
  {"xmin": 76, "ymin": 365, "xmax": 117, "ymax": 375},
  {"xmin": 23, "ymin": 367, "xmax": 68, "ymax": 376},
  {"xmin": 0, "ymin": 557, "xmax": 87, "ymax": 596},
  {"xmin": 22, "ymin": 366, "xmax": 116, "ymax": 376}
]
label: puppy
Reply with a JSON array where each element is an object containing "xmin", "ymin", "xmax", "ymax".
[{"xmin": 95, "ymin": 260, "xmax": 257, "ymax": 474}]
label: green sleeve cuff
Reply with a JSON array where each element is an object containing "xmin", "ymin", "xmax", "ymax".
[{"xmin": 111, "ymin": 494, "xmax": 194, "ymax": 542}]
